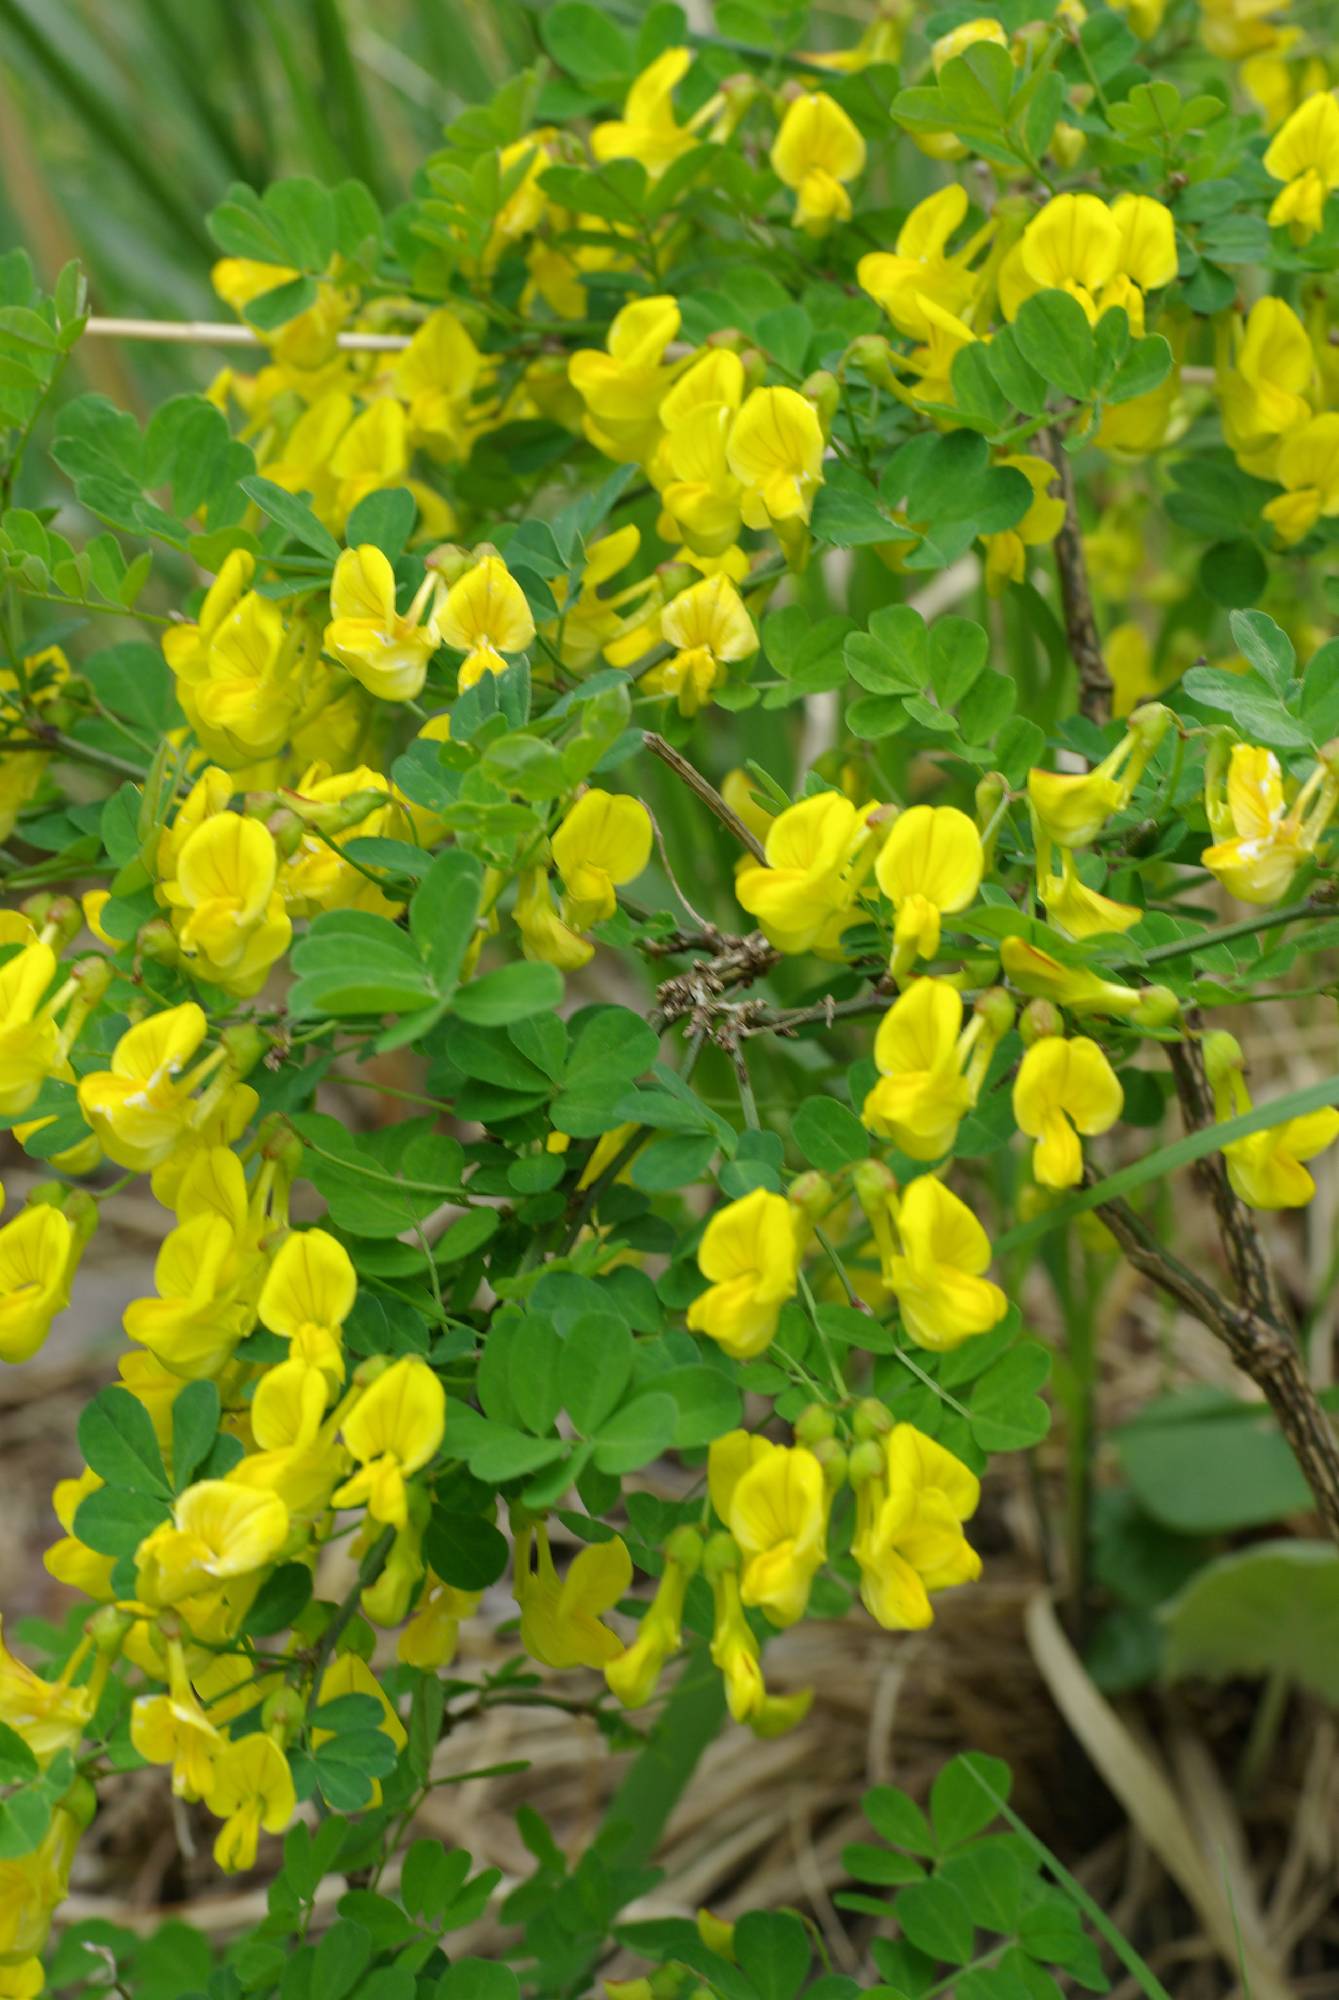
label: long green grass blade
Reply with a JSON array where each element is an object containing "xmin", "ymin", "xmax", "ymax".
[
  {"xmin": 0, "ymin": 0, "xmax": 212, "ymax": 256},
  {"xmin": 137, "ymin": 0, "xmax": 259, "ymax": 183},
  {"xmin": 307, "ymin": 0, "xmax": 386, "ymax": 200},
  {"xmin": 994, "ymin": 1070, "xmax": 1339, "ymax": 1254}
]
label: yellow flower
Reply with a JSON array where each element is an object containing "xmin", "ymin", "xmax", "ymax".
[
  {"xmin": 569, "ymin": 296, "xmax": 683, "ymax": 463},
  {"xmin": 398, "ymin": 1574, "xmax": 480, "ymax": 1669},
  {"xmin": 770, "ymin": 91, "xmax": 866, "ymax": 233},
  {"xmin": 1219, "ymin": 297, "xmax": 1314, "ymax": 466},
  {"xmin": 646, "ymin": 573, "xmax": 757, "ymax": 715},
  {"xmin": 0, "ymin": 1806, "xmax": 80, "ymax": 1973},
  {"xmin": 44, "ymin": 1467, "xmax": 115, "ymax": 1600},
  {"xmin": 1202, "ymin": 743, "xmax": 1339, "ymax": 904},
  {"xmin": 686, "ymin": 1188, "xmax": 800, "ymax": 1360},
  {"xmin": 852, "ymin": 1424, "xmax": 981, "ymax": 1629},
  {"xmin": 722, "ymin": 1440, "xmax": 827, "ymax": 1627},
  {"xmin": 1013, "ymin": 1035, "xmax": 1124, "ymax": 1188},
  {"xmin": 1000, "ymin": 936, "xmax": 1143, "ymax": 1018},
  {"xmin": 726, "ymin": 386, "xmax": 825, "ymax": 532},
  {"xmin": 1264, "ymin": 90, "xmax": 1339, "ymax": 240},
  {"xmin": 880, "ymin": 1174, "xmax": 1006, "ymax": 1350},
  {"xmin": 858, "ymin": 184, "xmax": 986, "ymax": 340},
  {"xmin": 874, "ymin": 805, "xmax": 983, "ymax": 978},
  {"xmin": 515, "ymin": 867, "xmax": 593, "ymax": 971},
  {"xmin": 130, "ymin": 1639, "xmax": 222, "ymax": 1801},
  {"xmin": 1018, "ymin": 193, "xmax": 1120, "ymax": 318},
  {"xmin": 655, "ymin": 349, "xmax": 745, "ymax": 554},
  {"xmin": 324, "ymin": 545, "xmax": 443, "ymax": 702},
  {"xmin": 735, "ymin": 792, "xmax": 863, "ymax": 954},
  {"xmin": 209, "ymin": 1734, "xmax": 295, "ymax": 1873},
  {"xmin": 333, "ymin": 1357, "xmax": 446, "ymax": 1529},
  {"xmin": 258, "ymin": 1228, "xmax": 356, "ymax": 1390},
  {"xmin": 122, "ymin": 1211, "xmax": 250, "ymax": 1380},
  {"xmin": 981, "ymin": 452, "xmax": 1065, "ymax": 594},
  {"xmin": 707, "ymin": 1559, "xmax": 812, "ymax": 1737},
  {"xmin": 393, "ymin": 309, "xmax": 487, "ymax": 457},
  {"xmin": 604, "ymin": 1529, "xmax": 699, "ymax": 1708},
  {"xmin": 1027, "ymin": 705, "xmax": 1169, "ymax": 849},
  {"xmin": 0, "ymin": 943, "xmax": 60, "ymax": 1119},
  {"xmin": 516, "ymin": 1522, "xmax": 631, "ymax": 1669},
  {"xmin": 1208, "ymin": 1032, "xmax": 1339, "ymax": 1207},
  {"xmin": 550, "ymin": 789, "xmax": 653, "ymax": 929},
  {"xmin": 1262, "ymin": 413, "xmax": 1339, "ymax": 543},
  {"xmin": 0, "ymin": 1204, "xmax": 76, "ymax": 1365},
  {"xmin": 436, "ymin": 555, "xmax": 535, "ymax": 689},
  {"xmin": 592, "ymin": 48, "xmax": 699, "ymax": 176},
  {"xmin": 1107, "ymin": 621, "xmax": 1162, "ymax": 719},
  {"xmin": 1039, "ymin": 848, "xmax": 1141, "ymax": 940},
  {"xmin": 161, "ymin": 812, "xmax": 292, "ymax": 998},
  {"xmin": 0, "ymin": 1616, "xmax": 93, "ymax": 1763},
  {"xmin": 136, "ymin": 1481, "xmax": 289, "ymax": 1608},
  {"xmin": 862, "ymin": 978, "xmax": 1007, "ymax": 1160}
]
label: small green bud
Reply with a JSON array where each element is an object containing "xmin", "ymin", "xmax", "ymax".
[
  {"xmin": 220, "ymin": 1024, "xmax": 266, "ymax": 1078},
  {"xmin": 802, "ymin": 369, "xmax": 840, "ymax": 436},
  {"xmin": 852, "ymin": 1159, "xmax": 896, "ymax": 1218},
  {"xmin": 664, "ymin": 1525, "xmax": 704, "ymax": 1573},
  {"xmin": 794, "ymin": 1402, "xmax": 836, "ymax": 1446},
  {"xmin": 847, "ymin": 1438, "xmax": 885, "ymax": 1488},
  {"xmin": 975, "ymin": 986, "xmax": 1016, "ymax": 1039},
  {"xmin": 1132, "ymin": 983, "xmax": 1181, "ymax": 1029},
  {"xmin": 136, "ymin": 917, "xmax": 179, "ymax": 966},
  {"xmin": 1019, "ymin": 998, "xmax": 1063, "ymax": 1046},
  {"xmin": 86, "ymin": 1605, "xmax": 133, "ymax": 1655},
  {"xmin": 852, "ymin": 1396, "xmax": 892, "ymax": 1441},
  {"xmin": 788, "ymin": 1171, "xmax": 835, "ymax": 1223},
  {"xmin": 813, "ymin": 1438, "xmax": 848, "ymax": 1493},
  {"xmin": 701, "ymin": 1531, "xmax": 740, "ymax": 1579},
  {"xmin": 1202, "ymin": 1029, "xmax": 1244, "ymax": 1085},
  {"xmin": 262, "ymin": 1685, "xmax": 306, "ymax": 1741},
  {"xmin": 59, "ymin": 1776, "xmax": 98, "ymax": 1831}
]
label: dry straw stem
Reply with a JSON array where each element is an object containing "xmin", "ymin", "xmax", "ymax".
[{"xmin": 1025, "ymin": 1591, "xmax": 1295, "ymax": 2000}]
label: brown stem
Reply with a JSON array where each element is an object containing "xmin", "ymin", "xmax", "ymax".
[
  {"xmin": 642, "ymin": 731, "xmax": 768, "ymax": 862},
  {"xmin": 1039, "ymin": 429, "xmax": 1112, "ymax": 727},
  {"xmin": 1093, "ymin": 1191, "xmax": 1339, "ymax": 1547}
]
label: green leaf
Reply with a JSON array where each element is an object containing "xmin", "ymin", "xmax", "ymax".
[
  {"xmin": 170, "ymin": 1380, "xmax": 220, "ymax": 1491},
  {"xmin": 454, "ymin": 960, "xmax": 562, "ymax": 1026},
  {"xmin": 733, "ymin": 1912, "xmax": 811, "ymax": 2000},
  {"xmin": 243, "ymin": 1562, "xmax": 313, "ymax": 1637},
  {"xmin": 969, "ymin": 1344, "xmax": 1051, "ymax": 1452},
  {"xmin": 812, "ymin": 463, "xmax": 914, "ymax": 550},
  {"xmin": 592, "ymin": 1393, "xmax": 679, "ymax": 1474},
  {"xmin": 1227, "ymin": 607, "xmax": 1295, "ymax": 695},
  {"xmin": 792, "ymin": 1096, "xmax": 869, "ymax": 1172},
  {"xmin": 894, "ymin": 1876, "xmax": 975, "ymax": 1964},
  {"xmin": 1107, "ymin": 334, "xmax": 1172, "ymax": 405},
  {"xmin": 78, "ymin": 1386, "xmax": 171, "ymax": 1496},
  {"xmin": 1012, "ymin": 292, "xmax": 1096, "ymax": 403},
  {"xmin": 72, "ymin": 1485, "xmax": 171, "ymax": 1558},
  {"xmin": 410, "ymin": 848, "xmax": 484, "ymax": 992},
  {"xmin": 0, "ymin": 1721, "xmax": 39, "ymax": 1784},
  {"xmin": 438, "ymin": 1962, "xmax": 520, "ymax": 2000},
  {"xmin": 1199, "ymin": 538, "xmax": 1267, "ymax": 610},
  {"xmin": 238, "ymin": 474, "xmax": 341, "ymax": 560},
  {"xmin": 931, "ymin": 1752, "xmax": 1011, "ymax": 1850},
  {"xmin": 424, "ymin": 1510, "xmax": 510, "ymax": 1591},
  {"xmin": 1161, "ymin": 1541, "xmax": 1339, "ymax": 1702},
  {"xmin": 862, "ymin": 1784, "xmax": 935, "ymax": 1855},
  {"xmin": 657, "ymin": 1364, "xmax": 742, "ymax": 1448},
  {"xmin": 559, "ymin": 1313, "xmax": 633, "ymax": 1435},
  {"xmin": 1116, "ymin": 1394, "xmax": 1312, "ymax": 1533},
  {"xmin": 344, "ymin": 487, "xmax": 416, "ymax": 559},
  {"xmin": 541, "ymin": 1, "xmax": 632, "ymax": 81}
]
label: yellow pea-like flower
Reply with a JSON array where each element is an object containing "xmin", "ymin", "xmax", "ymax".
[
  {"xmin": 604, "ymin": 1530, "xmax": 699, "ymax": 1709},
  {"xmin": 592, "ymin": 48, "xmax": 698, "ymax": 178},
  {"xmin": 122, "ymin": 1211, "xmax": 249, "ymax": 1380},
  {"xmin": 852, "ymin": 1423, "xmax": 981, "ymax": 1630},
  {"xmin": 646, "ymin": 573, "xmax": 757, "ymax": 715},
  {"xmin": 1019, "ymin": 193, "xmax": 1121, "ymax": 316},
  {"xmin": 1207, "ymin": 1030, "xmax": 1339, "ymax": 1209},
  {"xmin": 436, "ymin": 554, "xmax": 535, "ymax": 690},
  {"xmin": 707, "ymin": 1559, "xmax": 812, "ymax": 1737},
  {"xmin": 1013, "ymin": 1035, "xmax": 1124, "ymax": 1189},
  {"xmin": 999, "ymin": 936, "xmax": 1143, "ymax": 1018},
  {"xmin": 0, "ymin": 1616, "xmax": 94, "ymax": 1764},
  {"xmin": 862, "ymin": 978, "xmax": 977, "ymax": 1160},
  {"xmin": 858, "ymin": 184, "xmax": 984, "ymax": 340},
  {"xmin": 686, "ymin": 1187, "xmax": 800, "ymax": 1360},
  {"xmin": 130, "ymin": 1641, "xmax": 222, "ymax": 1804},
  {"xmin": 78, "ymin": 1004, "xmax": 210, "ymax": 1173},
  {"xmin": 569, "ymin": 295, "xmax": 683, "ymax": 463},
  {"xmin": 735, "ymin": 791, "xmax": 863, "ymax": 954},
  {"xmin": 163, "ymin": 812, "xmax": 292, "ymax": 997},
  {"xmin": 881, "ymin": 1174, "xmax": 1006, "ymax": 1351},
  {"xmin": 1261, "ymin": 412, "xmax": 1339, "ymax": 543},
  {"xmin": 514, "ymin": 867, "xmax": 594, "ymax": 971},
  {"xmin": 1039, "ymin": 848, "xmax": 1142, "ymax": 940},
  {"xmin": 769, "ymin": 90, "xmax": 866, "ymax": 234},
  {"xmin": 1201, "ymin": 742, "xmax": 1339, "ymax": 903},
  {"xmin": 1264, "ymin": 90, "xmax": 1339, "ymax": 241},
  {"xmin": 0, "ymin": 942, "xmax": 60, "ymax": 1120},
  {"xmin": 726, "ymin": 386, "xmax": 825, "ymax": 532},
  {"xmin": 333, "ymin": 1356, "xmax": 446, "ymax": 1529},
  {"xmin": 516, "ymin": 1522, "xmax": 631, "ymax": 1670},
  {"xmin": 550, "ymin": 788, "xmax": 654, "ymax": 930},
  {"xmin": 1027, "ymin": 703, "xmax": 1169, "ymax": 851},
  {"xmin": 258, "ymin": 1227, "xmax": 357, "ymax": 1389},
  {"xmin": 0, "ymin": 1205, "xmax": 76, "ymax": 1365},
  {"xmin": 725, "ymin": 1440, "xmax": 827, "ymax": 1627},
  {"xmin": 1219, "ymin": 297, "xmax": 1315, "ymax": 464},
  {"xmin": 874, "ymin": 804, "xmax": 983, "ymax": 978},
  {"xmin": 398, "ymin": 1574, "xmax": 481, "ymax": 1669},
  {"xmin": 209, "ymin": 1735, "xmax": 296, "ymax": 1873},
  {"xmin": 136, "ymin": 1481, "xmax": 290, "ymax": 1608},
  {"xmin": 324, "ymin": 545, "xmax": 443, "ymax": 702}
]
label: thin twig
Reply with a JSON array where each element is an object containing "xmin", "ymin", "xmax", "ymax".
[
  {"xmin": 642, "ymin": 732, "xmax": 768, "ymax": 863},
  {"xmin": 1039, "ymin": 428, "xmax": 1113, "ymax": 727},
  {"xmin": 85, "ymin": 315, "xmax": 412, "ymax": 352}
]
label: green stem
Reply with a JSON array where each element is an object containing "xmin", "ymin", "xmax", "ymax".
[{"xmin": 1144, "ymin": 896, "xmax": 1331, "ymax": 964}]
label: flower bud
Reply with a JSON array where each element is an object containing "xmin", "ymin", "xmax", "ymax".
[
  {"xmin": 424, "ymin": 542, "xmax": 475, "ymax": 584},
  {"xmin": 136, "ymin": 917, "xmax": 179, "ymax": 966},
  {"xmin": 35, "ymin": 895, "xmax": 81, "ymax": 949},
  {"xmin": 974, "ymin": 772, "xmax": 1008, "ymax": 825},
  {"xmin": 1131, "ymin": 983, "xmax": 1180, "ymax": 1029},
  {"xmin": 847, "ymin": 1438, "xmax": 886, "ymax": 1488},
  {"xmin": 258, "ymin": 1116, "xmax": 305, "ymax": 1178},
  {"xmin": 71, "ymin": 955, "xmax": 112, "ymax": 1005},
  {"xmin": 1128, "ymin": 701, "xmax": 1172, "ymax": 750},
  {"xmin": 697, "ymin": 1908, "xmax": 736, "ymax": 1960},
  {"xmin": 664, "ymin": 1525, "xmax": 704, "ymax": 1574},
  {"xmin": 788, "ymin": 1171, "xmax": 835, "ymax": 1224},
  {"xmin": 262, "ymin": 1684, "xmax": 307, "ymax": 1741},
  {"xmin": 700, "ymin": 1531, "xmax": 740, "ymax": 1579},
  {"xmin": 59, "ymin": 1776, "xmax": 98, "ymax": 1831},
  {"xmin": 974, "ymin": 986, "xmax": 1016, "ymax": 1039},
  {"xmin": 220, "ymin": 1024, "xmax": 265, "ymax": 1079},
  {"xmin": 1202, "ymin": 1030, "xmax": 1244, "ymax": 1086},
  {"xmin": 801, "ymin": 369, "xmax": 840, "ymax": 437},
  {"xmin": 86, "ymin": 1604, "xmax": 134, "ymax": 1655},
  {"xmin": 852, "ymin": 1159, "xmax": 897, "ymax": 1220},
  {"xmin": 794, "ymin": 1402, "xmax": 836, "ymax": 1446},
  {"xmin": 813, "ymin": 1438, "xmax": 848, "ymax": 1492},
  {"xmin": 852, "ymin": 1395, "xmax": 892, "ymax": 1440},
  {"xmin": 843, "ymin": 334, "xmax": 899, "ymax": 392},
  {"xmin": 268, "ymin": 808, "xmax": 305, "ymax": 859},
  {"xmin": 1019, "ymin": 998, "xmax": 1063, "ymax": 1046}
]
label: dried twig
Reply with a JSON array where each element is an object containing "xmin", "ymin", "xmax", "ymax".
[
  {"xmin": 1039, "ymin": 429, "xmax": 1113, "ymax": 727},
  {"xmin": 642, "ymin": 732, "xmax": 768, "ymax": 863}
]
